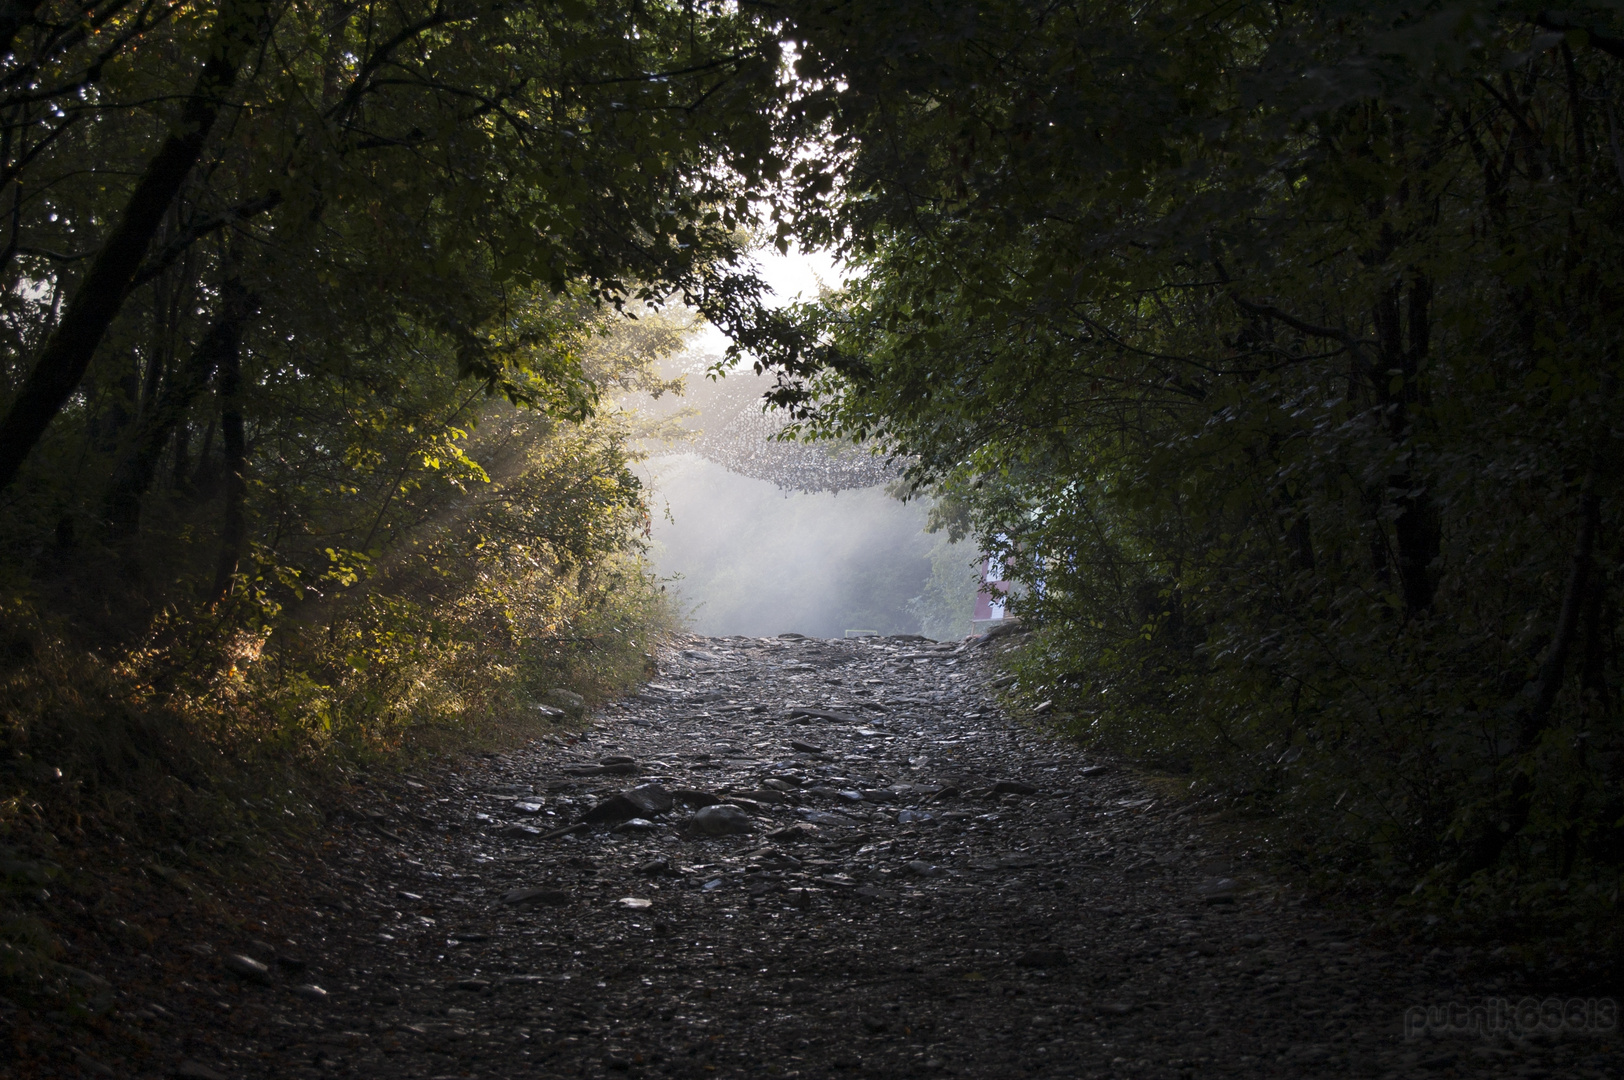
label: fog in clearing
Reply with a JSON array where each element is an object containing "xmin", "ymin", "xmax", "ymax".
[
  {"xmin": 640, "ymin": 452, "xmax": 976, "ymax": 640},
  {"xmin": 628, "ymin": 247, "xmax": 979, "ymax": 640}
]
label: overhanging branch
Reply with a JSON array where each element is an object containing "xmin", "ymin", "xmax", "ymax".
[
  {"xmin": 131, "ymin": 190, "xmax": 281, "ymax": 288},
  {"xmin": 1535, "ymin": 12, "xmax": 1624, "ymax": 61}
]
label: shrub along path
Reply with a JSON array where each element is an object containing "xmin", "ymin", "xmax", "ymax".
[{"xmin": 79, "ymin": 635, "xmax": 1616, "ymax": 1079}]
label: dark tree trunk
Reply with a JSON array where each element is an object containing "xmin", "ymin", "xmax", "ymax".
[
  {"xmin": 139, "ymin": 269, "xmax": 174, "ymax": 419},
  {"xmin": 0, "ymin": 0, "xmax": 269, "ymax": 493},
  {"xmin": 208, "ymin": 333, "xmax": 246, "ymax": 605},
  {"xmin": 1372, "ymin": 275, "xmax": 1441, "ymax": 615},
  {"xmin": 171, "ymin": 420, "xmax": 190, "ymax": 489},
  {"xmin": 1288, "ymin": 515, "xmax": 1315, "ymax": 572},
  {"xmin": 1392, "ymin": 485, "xmax": 1440, "ymax": 613},
  {"xmin": 191, "ymin": 414, "xmax": 218, "ymax": 495},
  {"xmin": 103, "ymin": 282, "xmax": 250, "ymax": 538},
  {"xmin": 1368, "ymin": 493, "xmax": 1392, "ymax": 586},
  {"xmin": 1580, "ymin": 586, "xmax": 1612, "ymax": 712},
  {"xmin": 139, "ymin": 344, "xmax": 165, "ymax": 420},
  {"xmin": 1462, "ymin": 470, "xmax": 1602, "ymax": 875},
  {"xmin": 96, "ymin": 365, "xmax": 141, "ymax": 453}
]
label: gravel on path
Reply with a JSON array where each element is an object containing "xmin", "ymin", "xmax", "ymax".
[{"xmin": 76, "ymin": 634, "xmax": 1620, "ymax": 1080}]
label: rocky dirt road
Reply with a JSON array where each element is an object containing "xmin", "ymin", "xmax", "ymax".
[{"xmin": 101, "ymin": 633, "xmax": 1617, "ymax": 1080}]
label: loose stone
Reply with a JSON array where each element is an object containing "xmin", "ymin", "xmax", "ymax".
[
  {"xmin": 175, "ymin": 1062, "xmax": 229, "ymax": 1080},
  {"xmin": 583, "ymin": 783, "xmax": 674, "ymax": 822},
  {"xmin": 222, "ymin": 953, "xmax": 271, "ymax": 984},
  {"xmin": 692, "ymin": 804, "xmax": 753, "ymax": 835},
  {"xmin": 501, "ymin": 886, "xmax": 572, "ymax": 907}
]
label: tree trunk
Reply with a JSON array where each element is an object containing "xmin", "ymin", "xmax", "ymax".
[
  {"xmin": 1391, "ymin": 481, "xmax": 1440, "ymax": 614},
  {"xmin": 208, "ymin": 331, "xmax": 246, "ymax": 605},
  {"xmin": 1461, "ymin": 468, "xmax": 1602, "ymax": 875},
  {"xmin": 1580, "ymin": 586, "xmax": 1611, "ymax": 712},
  {"xmin": 191, "ymin": 414, "xmax": 218, "ymax": 495},
  {"xmin": 1372, "ymin": 275, "xmax": 1441, "ymax": 615},
  {"xmin": 1287, "ymin": 514, "xmax": 1315, "ymax": 572},
  {"xmin": 139, "ymin": 269, "xmax": 171, "ymax": 419},
  {"xmin": 171, "ymin": 420, "xmax": 190, "ymax": 489},
  {"xmin": 103, "ymin": 282, "xmax": 250, "ymax": 538},
  {"xmin": 0, "ymin": 0, "xmax": 270, "ymax": 493},
  {"xmin": 96, "ymin": 364, "xmax": 141, "ymax": 454}
]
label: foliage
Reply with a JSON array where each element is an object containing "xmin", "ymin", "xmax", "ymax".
[
  {"xmin": 767, "ymin": 0, "xmax": 1624, "ymax": 937},
  {"xmin": 909, "ymin": 532, "xmax": 979, "ymax": 642},
  {"xmin": 0, "ymin": 0, "xmax": 788, "ymax": 750},
  {"xmin": 0, "ymin": 311, "xmax": 684, "ymax": 1002},
  {"xmin": 0, "ymin": 0, "xmax": 789, "ymax": 1003}
]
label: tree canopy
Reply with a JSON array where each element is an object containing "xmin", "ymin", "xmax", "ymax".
[
  {"xmin": 0, "ymin": 0, "xmax": 797, "ymax": 581},
  {"xmin": 0, "ymin": 0, "xmax": 800, "ymax": 774},
  {"xmin": 756, "ymin": 0, "xmax": 1624, "ymax": 926}
]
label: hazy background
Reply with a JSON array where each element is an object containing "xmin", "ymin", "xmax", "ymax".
[
  {"xmin": 629, "ymin": 244, "xmax": 981, "ymax": 640},
  {"xmin": 640, "ymin": 453, "xmax": 977, "ymax": 638}
]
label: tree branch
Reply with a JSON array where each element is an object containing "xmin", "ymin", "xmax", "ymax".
[
  {"xmin": 1535, "ymin": 12, "xmax": 1624, "ymax": 61},
  {"xmin": 131, "ymin": 190, "xmax": 282, "ymax": 289},
  {"xmin": 327, "ymin": 1, "xmax": 465, "ymax": 127}
]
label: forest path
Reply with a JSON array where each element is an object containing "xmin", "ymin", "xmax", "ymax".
[{"xmin": 199, "ymin": 633, "xmax": 1589, "ymax": 1080}]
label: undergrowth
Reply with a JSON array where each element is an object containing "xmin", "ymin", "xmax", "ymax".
[
  {"xmin": 992, "ymin": 629, "xmax": 1624, "ymax": 988},
  {"xmin": 0, "ymin": 552, "xmax": 678, "ymax": 1011}
]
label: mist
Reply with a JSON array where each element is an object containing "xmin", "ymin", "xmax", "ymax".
[
  {"xmin": 624, "ymin": 245, "xmax": 978, "ymax": 639},
  {"xmin": 639, "ymin": 453, "xmax": 977, "ymax": 639}
]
